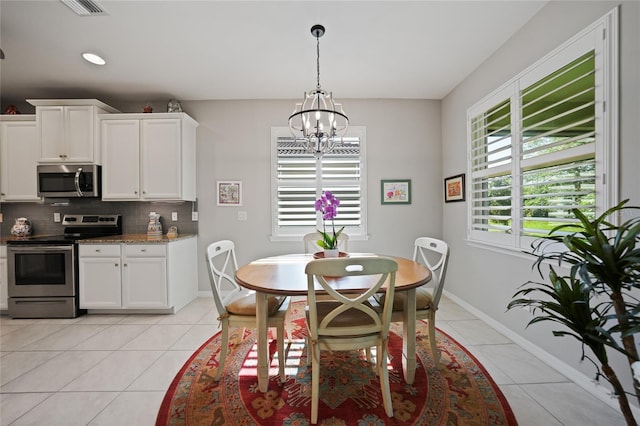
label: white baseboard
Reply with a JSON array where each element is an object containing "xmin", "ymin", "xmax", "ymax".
[{"xmin": 443, "ymin": 290, "xmax": 640, "ymax": 418}]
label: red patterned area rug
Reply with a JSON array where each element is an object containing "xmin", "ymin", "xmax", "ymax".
[{"xmin": 157, "ymin": 301, "xmax": 517, "ymax": 425}]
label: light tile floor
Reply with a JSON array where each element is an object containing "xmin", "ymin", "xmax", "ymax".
[{"xmin": 0, "ymin": 296, "xmax": 627, "ymax": 425}]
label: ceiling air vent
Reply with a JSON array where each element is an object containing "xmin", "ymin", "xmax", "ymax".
[{"xmin": 60, "ymin": 0, "xmax": 106, "ymax": 16}]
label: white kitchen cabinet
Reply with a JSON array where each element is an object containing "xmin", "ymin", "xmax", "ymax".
[
  {"xmin": 100, "ymin": 113, "xmax": 198, "ymax": 201},
  {"xmin": 78, "ymin": 237, "xmax": 197, "ymax": 312},
  {"xmin": 0, "ymin": 245, "xmax": 7, "ymax": 311},
  {"xmin": 0, "ymin": 116, "xmax": 40, "ymax": 202},
  {"xmin": 79, "ymin": 244, "xmax": 122, "ymax": 309},
  {"xmin": 122, "ymin": 244, "xmax": 167, "ymax": 308},
  {"xmin": 28, "ymin": 99, "xmax": 118, "ymax": 164},
  {"xmin": 100, "ymin": 119, "xmax": 141, "ymax": 199}
]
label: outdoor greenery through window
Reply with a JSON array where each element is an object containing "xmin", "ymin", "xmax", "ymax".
[
  {"xmin": 271, "ymin": 126, "xmax": 366, "ymax": 239},
  {"xmin": 468, "ymin": 10, "xmax": 617, "ymax": 250}
]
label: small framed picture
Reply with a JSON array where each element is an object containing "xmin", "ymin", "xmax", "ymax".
[
  {"xmin": 217, "ymin": 181, "xmax": 242, "ymax": 206},
  {"xmin": 444, "ymin": 174, "xmax": 465, "ymax": 202},
  {"xmin": 381, "ymin": 179, "xmax": 411, "ymax": 204}
]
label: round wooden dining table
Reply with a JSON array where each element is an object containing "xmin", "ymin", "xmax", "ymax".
[{"xmin": 235, "ymin": 253, "xmax": 431, "ymax": 392}]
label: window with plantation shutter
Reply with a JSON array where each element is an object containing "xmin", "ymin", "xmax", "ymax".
[
  {"xmin": 519, "ymin": 50, "xmax": 596, "ymax": 240},
  {"xmin": 469, "ymin": 94, "xmax": 515, "ymax": 246},
  {"xmin": 271, "ymin": 126, "xmax": 367, "ymax": 239},
  {"xmin": 467, "ymin": 10, "xmax": 618, "ymax": 251}
]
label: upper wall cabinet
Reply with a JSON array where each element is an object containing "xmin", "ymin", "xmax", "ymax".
[
  {"xmin": 0, "ymin": 115, "xmax": 41, "ymax": 202},
  {"xmin": 100, "ymin": 113, "xmax": 198, "ymax": 201},
  {"xmin": 28, "ymin": 99, "xmax": 119, "ymax": 164}
]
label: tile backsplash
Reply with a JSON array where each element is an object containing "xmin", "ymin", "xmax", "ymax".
[{"xmin": 0, "ymin": 199, "xmax": 198, "ymax": 237}]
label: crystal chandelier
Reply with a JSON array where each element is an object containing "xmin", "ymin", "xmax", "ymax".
[{"xmin": 288, "ymin": 25, "xmax": 349, "ymax": 159}]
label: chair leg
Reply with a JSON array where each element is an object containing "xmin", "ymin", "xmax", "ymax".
[
  {"xmin": 216, "ymin": 321, "xmax": 230, "ymax": 381},
  {"xmin": 378, "ymin": 346, "xmax": 393, "ymax": 418},
  {"xmin": 311, "ymin": 344, "xmax": 320, "ymax": 424},
  {"xmin": 428, "ymin": 311, "xmax": 440, "ymax": 366},
  {"xmin": 277, "ymin": 323, "xmax": 286, "ymax": 381}
]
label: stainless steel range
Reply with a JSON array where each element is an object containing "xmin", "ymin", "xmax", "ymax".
[{"xmin": 7, "ymin": 214, "xmax": 121, "ymax": 318}]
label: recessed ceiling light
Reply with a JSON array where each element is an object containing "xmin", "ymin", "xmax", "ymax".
[{"xmin": 82, "ymin": 52, "xmax": 105, "ymax": 65}]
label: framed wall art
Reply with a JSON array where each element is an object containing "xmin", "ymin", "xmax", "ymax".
[
  {"xmin": 381, "ymin": 179, "xmax": 411, "ymax": 204},
  {"xmin": 217, "ymin": 180, "xmax": 242, "ymax": 206},
  {"xmin": 444, "ymin": 173, "xmax": 465, "ymax": 202}
]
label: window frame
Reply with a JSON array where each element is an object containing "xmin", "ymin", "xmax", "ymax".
[
  {"xmin": 270, "ymin": 126, "xmax": 368, "ymax": 241},
  {"xmin": 466, "ymin": 9, "xmax": 618, "ymax": 252}
]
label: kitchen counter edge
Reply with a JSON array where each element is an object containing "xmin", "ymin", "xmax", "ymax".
[{"xmin": 78, "ymin": 234, "xmax": 197, "ymax": 244}]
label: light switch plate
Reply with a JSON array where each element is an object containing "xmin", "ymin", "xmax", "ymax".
[
  {"xmin": 54, "ymin": 212, "xmax": 61, "ymax": 222},
  {"xmin": 171, "ymin": 212, "xmax": 178, "ymax": 221},
  {"xmin": 237, "ymin": 211, "xmax": 247, "ymax": 221},
  {"xmin": 192, "ymin": 212, "xmax": 198, "ymax": 221},
  {"xmin": 0, "ymin": 213, "xmax": 3, "ymax": 223}
]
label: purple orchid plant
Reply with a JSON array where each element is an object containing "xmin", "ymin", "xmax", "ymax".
[{"xmin": 314, "ymin": 191, "xmax": 345, "ymax": 250}]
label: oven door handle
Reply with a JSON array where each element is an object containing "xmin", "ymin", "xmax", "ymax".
[
  {"xmin": 9, "ymin": 245, "xmax": 74, "ymax": 253},
  {"xmin": 75, "ymin": 167, "xmax": 84, "ymax": 197}
]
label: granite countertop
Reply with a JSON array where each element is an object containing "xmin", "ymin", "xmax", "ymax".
[
  {"xmin": 78, "ymin": 233, "xmax": 197, "ymax": 244},
  {"xmin": 1, "ymin": 235, "xmax": 48, "ymax": 244}
]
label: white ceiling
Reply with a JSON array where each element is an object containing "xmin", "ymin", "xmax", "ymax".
[{"xmin": 0, "ymin": 0, "xmax": 548, "ymax": 107}]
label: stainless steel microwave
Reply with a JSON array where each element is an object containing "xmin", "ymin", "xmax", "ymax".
[{"xmin": 37, "ymin": 164, "xmax": 101, "ymax": 198}]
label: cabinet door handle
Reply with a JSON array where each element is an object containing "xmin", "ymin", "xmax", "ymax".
[
  {"xmin": 134, "ymin": 191, "xmax": 138, "ymax": 195},
  {"xmin": 124, "ymin": 263, "xmax": 128, "ymax": 267},
  {"xmin": 141, "ymin": 249, "xmax": 146, "ymax": 252},
  {"xmin": 115, "ymin": 263, "xmax": 119, "ymax": 267},
  {"xmin": 95, "ymin": 249, "xmax": 101, "ymax": 252}
]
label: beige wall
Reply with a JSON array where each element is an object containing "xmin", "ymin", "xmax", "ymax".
[
  {"xmin": 441, "ymin": 0, "xmax": 640, "ymax": 406},
  {"xmin": 177, "ymin": 98, "xmax": 442, "ymax": 294}
]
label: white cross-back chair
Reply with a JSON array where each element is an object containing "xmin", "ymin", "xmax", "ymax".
[
  {"xmin": 378, "ymin": 237, "xmax": 449, "ymax": 366},
  {"xmin": 303, "ymin": 231, "xmax": 349, "ymax": 254},
  {"xmin": 206, "ymin": 240, "xmax": 291, "ymax": 381},
  {"xmin": 305, "ymin": 256, "xmax": 398, "ymax": 424}
]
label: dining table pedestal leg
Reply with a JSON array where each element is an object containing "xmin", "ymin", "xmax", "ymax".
[
  {"xmin": 402, "ymin": 288, "xmax": 417, "ymax": 384},
  {"xmin": 255, "ymin": 291, "xmax": 269, "ymax": 392}
]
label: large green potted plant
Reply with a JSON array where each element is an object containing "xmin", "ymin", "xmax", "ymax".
[{"xmin": 508, "ymin": 199, "xmax": 640, "ymax": 425}]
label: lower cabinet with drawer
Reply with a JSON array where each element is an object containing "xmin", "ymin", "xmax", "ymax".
[
  {"xmin": 79, "ymin": 237, "xmax": 197, "ymax": 312},
  {"xmin": 79, "ymin": 244, "xmax": 122, "ymax": 309}
]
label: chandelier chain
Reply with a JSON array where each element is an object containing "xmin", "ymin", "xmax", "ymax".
[{"xmin": 316, "ymin": 34, "xmax": 321, "ymax": 90}]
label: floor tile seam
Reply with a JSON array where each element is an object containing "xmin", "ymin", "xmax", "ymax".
[
  {"xmin": 68, "ymin": 323, "xmax": 154, "ymax": 351},
  {"xmin": 80, "ymin": 390, "xmax": 122, "ymax": 426},
  {"xmin": 0, "ymin": 350, "xmax": 67, "ymax": 388},
  {"xmin": 513, "ymin": 382, "xmax": 569, "ymax": 425},
  {"xmin": 1, "ymin": 350, "xmax": 116, "ymax": 393},
  {"xmin": 58, "ymin": 350, "xmax": 167, "ymax": 394},
  {"xmin": 2, "ymin": 390, "xmax": 59, "ymax": 426},
  {"xmin": 497, "ymin": 383, "xmax": 565, "ymax": 425},
  {"xmin": 121, "ymin": 349, "xmax": 171, "ymax": 393},
  {"xmin": 2, "ymin": 326, "xmax": 70, "ymax": 351},
  {"xmin": 165, "ymin": 323, "xmax": 207, "ymax": 350},
  {"xmin": 114, "ymin": 316, "xmax": 165, "ymax": 325},
  {"xmin": 37, "ymin": 323, "xmax": 114, "ymax": 351}
]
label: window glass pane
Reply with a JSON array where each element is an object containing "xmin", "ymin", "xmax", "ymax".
[
  {"xmin": 521, "ymin": 51, "xmax": 595, "ymax": 160},
  {"xmin": 521, "ymin": 158, "xmax": 596, "ymax": 237},
  {"xmin": 471, "ymin": 99, "xmax": 512, "ymax": 171},
  {"xmin": 471, "ymin": 174, "xmax": 512, "ymax": 234}
]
